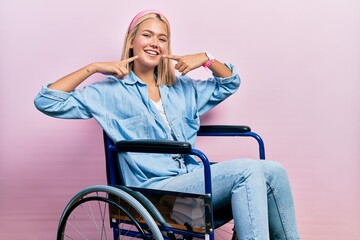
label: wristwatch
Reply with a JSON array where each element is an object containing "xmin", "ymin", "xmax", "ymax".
[{"xmin": 203, "ymin": 52, "xmax": 215, "ymax": 68}]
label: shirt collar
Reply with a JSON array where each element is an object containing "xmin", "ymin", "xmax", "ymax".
[
  {"xmin": 123, "ymin": 71, "xmax": 146, "ymax": 85},
  {"xmin": 123, "ymin": 71, "xmax": 170, "ymax": 98}
]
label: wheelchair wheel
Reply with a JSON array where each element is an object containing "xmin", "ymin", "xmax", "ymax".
[{"xmin": 57, "ymin": 185, "xmax": 163, "ymax": 240}]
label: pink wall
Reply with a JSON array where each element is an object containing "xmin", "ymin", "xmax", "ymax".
[{"xmin": 1, "ymin": 0, "xmax": 359, "ymax": 239}]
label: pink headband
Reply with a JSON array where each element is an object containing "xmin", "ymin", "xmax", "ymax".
[{"xmin": 128, "ymin": 10, "xmax": 170, "ymax": 33}]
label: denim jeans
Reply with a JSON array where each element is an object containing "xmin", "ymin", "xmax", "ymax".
[{"xmin": 147, "ymin": 159, "xmax": 300, "ymax": 240}]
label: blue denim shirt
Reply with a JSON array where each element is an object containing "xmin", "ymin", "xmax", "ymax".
[{"xmin": 34, "ymin": 64, "xmax": 240, "ymax": 187}]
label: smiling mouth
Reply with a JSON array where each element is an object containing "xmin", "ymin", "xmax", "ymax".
[{"xmin": 144, "ymin": 50, "xmax": 159, "ymax": 56}]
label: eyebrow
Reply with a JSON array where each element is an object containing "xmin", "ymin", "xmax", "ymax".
[{"xmin": 141, "ymin": 29, "xmax": 168, "ymax": 38}]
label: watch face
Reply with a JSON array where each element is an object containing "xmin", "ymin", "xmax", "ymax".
[{"xmin": 206, "ymin": 52, "xmax": 215, "ymax": 61}]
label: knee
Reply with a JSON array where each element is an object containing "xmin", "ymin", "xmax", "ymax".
[
  {"xmin": 227, "ymin": 158, "xmax": 265, "ymax": 179},
  {"xmin": 264, "ymin": 160, "xmax": 286, "ymax": 173},
  {"xmin": 261, "ymin": 160, "xmax": 289, "ymax": 184}
]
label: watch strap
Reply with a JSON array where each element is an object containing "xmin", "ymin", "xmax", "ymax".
[{"xmin": 202, "ymin": 52, "xmax": 215, "ymax": 68}]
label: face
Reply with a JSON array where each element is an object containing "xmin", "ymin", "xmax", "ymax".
[{"xmin": 130, "ymin": 18, "xmax": 169, "ymax": 71}]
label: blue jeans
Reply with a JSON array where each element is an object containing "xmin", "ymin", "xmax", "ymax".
[{"xmin": 147, "ymin": 159, "xmax": 300, "ymax": 240}]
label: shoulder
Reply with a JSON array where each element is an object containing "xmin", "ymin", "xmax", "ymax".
[
  {"xmin": 77, "ymin": 76, "xmax": 124, "ymax": 101},
  {"xmin": 84, "ymin": 76, "xmax": 123, "ymax": 91},
  {"xmin": 89, "ymin": 76, "xmax": 120, "ymax": 87},
  {"xmin": 173, "ymin": 75, "xmax": 196, "ymax": 87}
]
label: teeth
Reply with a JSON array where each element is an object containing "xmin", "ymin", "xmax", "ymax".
[{"xmin": 145, "ymin": 50, "xmax": 158, "ymax": 55}]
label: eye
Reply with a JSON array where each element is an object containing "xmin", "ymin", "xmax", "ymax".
[
  {"xmin": 159, "ymin": 37, "xmax": 168, "ymax": 43},
  {"xmin": 142, "ymin": 33, "xmax": 151, "ymax": 38}
]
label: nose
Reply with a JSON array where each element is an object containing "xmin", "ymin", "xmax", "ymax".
[{"xmin": 149, "ymin": 37, "xmax": 159, "ymax": 48}]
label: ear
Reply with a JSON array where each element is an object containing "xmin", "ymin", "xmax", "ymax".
[{"xmin": 130, "ymin": 37, "xmax": 135, "ymax": 49}]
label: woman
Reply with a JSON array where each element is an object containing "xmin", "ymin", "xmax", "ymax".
[{"xmin": 34, "ymin": 10, "xmax": 300, "ymax": 240}]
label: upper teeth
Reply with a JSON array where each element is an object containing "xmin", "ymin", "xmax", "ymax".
[{"xmin": 145, "ymin": 50, "xmax": 158, "ymax": 55}]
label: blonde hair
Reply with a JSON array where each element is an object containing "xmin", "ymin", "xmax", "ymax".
[{"xmin": 121, "ymin": 13, "xmax": 175, "ymax": 86}]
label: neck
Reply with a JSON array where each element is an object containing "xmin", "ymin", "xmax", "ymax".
[
  {"xmin": 133, "ymin": 65, "xmax": 156, "ymax": 86},
  {"xmin": 133, "ymin": 64, "xmax": 160, "ymax": 102},
  {"xmin": 137, "ymin": 71, "xmax": 156, "ymax": 86}
]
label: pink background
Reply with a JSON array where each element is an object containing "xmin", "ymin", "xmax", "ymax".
[{"xmin": 1, "ymin": 0, "xmax": 359, "ymax": 239}]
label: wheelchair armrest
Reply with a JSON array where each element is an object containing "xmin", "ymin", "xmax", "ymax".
[
  {"xmin": 197, "ymin": 125, "xmax": 251, "ymax": 136},
  {"xmin": 115, "ymin": 139, "xmax": 192, "ymax": 154},
  {"xmin": 114, "ymin": 139, "xmax": 212, "ymax": 194}
]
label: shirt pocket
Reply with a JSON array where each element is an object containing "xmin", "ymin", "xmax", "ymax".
[
  {"xmin": 182, "ymin": 115, "xmax": 200, "ymax": 140},
  {"xmin": 107, "ymin": 115, "xmax": 151, "ymax": 140}
]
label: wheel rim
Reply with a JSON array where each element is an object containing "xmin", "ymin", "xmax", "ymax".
[{"xmin": 58, "ymin": 193, "xmax": 152, "ymax": 239}]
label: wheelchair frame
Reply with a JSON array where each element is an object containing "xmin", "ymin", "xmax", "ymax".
[{"xmin": 57, "ymin": 125, "xmax": 265, "ymax": 240}]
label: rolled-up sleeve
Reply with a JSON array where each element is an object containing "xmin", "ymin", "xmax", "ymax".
[
  {"xmin": 34, "ymin": 84, "xmax": 92, "ymax": 119},
  {"xmin": 191, "ymin": 63, "xmax": 241, "ymax": 115}
]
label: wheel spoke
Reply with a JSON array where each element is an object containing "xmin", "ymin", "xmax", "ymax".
[{"xmin": 57, "ymin": 186, "xmax": 163, "ymax": 240}]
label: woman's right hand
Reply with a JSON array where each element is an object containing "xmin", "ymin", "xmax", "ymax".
[
  {"xmin": 48, "ymin": 56, "xmax": 138, "ymax": 92},
  {"xmin": 93, "ymin": 55, "xmax": 138, "ymax": 79}
]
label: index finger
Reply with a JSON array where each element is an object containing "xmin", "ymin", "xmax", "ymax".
[
  {"xmin": 162, "ymin": 54, "xmax": 181, "ymax": 61},
  {"xmin": 122, "ymin": 55, "xmax": 138, "ymax": 64}
]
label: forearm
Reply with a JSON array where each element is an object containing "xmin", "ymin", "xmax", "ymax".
[
  {"xmin": 48, "ymin": 56, "xmax": 137, "ymax": 92},
  {"xmin": 48, "ymin": 63, "xmax": 97, "ymax": 92},
  {"xmin": 194, "ymin": 62, "xmax": 240, "ymax": 115},
  {"xmin": 208, "ymin": 59, "xmax": 232, "ymax": 78}
]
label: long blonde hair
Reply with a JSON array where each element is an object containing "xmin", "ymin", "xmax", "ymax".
[{"xmin": 121, "ymin": 12, "xmax": 176, "ymax": 86}]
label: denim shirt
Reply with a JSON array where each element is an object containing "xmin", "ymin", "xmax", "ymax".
[{"xmin": 34, "ymin": 64, "xmax": 240, "ymax": 187}]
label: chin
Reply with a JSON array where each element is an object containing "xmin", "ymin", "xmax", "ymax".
[{"xmin": 143, "ymin": 59, "xmax": 161, "ymax": 69}]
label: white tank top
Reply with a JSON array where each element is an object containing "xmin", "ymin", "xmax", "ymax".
[
  {"xmin": 151, "ymin": 98, "xmax": 185, "ymax": 168},
  {"xmin": 151, "ymin": 98, "xmax": 169, "ymax": 129}
]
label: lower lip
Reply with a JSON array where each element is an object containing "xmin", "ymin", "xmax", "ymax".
[{"xmin": 145, "ymin": 51, "xmax": 159, "ymax": 58}]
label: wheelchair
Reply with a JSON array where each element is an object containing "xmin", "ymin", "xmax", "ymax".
[{"xmin": 57, "ymin": 125, "xmax": 265, "ymax": 240}]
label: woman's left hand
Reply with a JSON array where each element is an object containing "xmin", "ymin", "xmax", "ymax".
[{"xmin": 163, "ymin": 53, "xmax": 208, "ymax": 75}]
